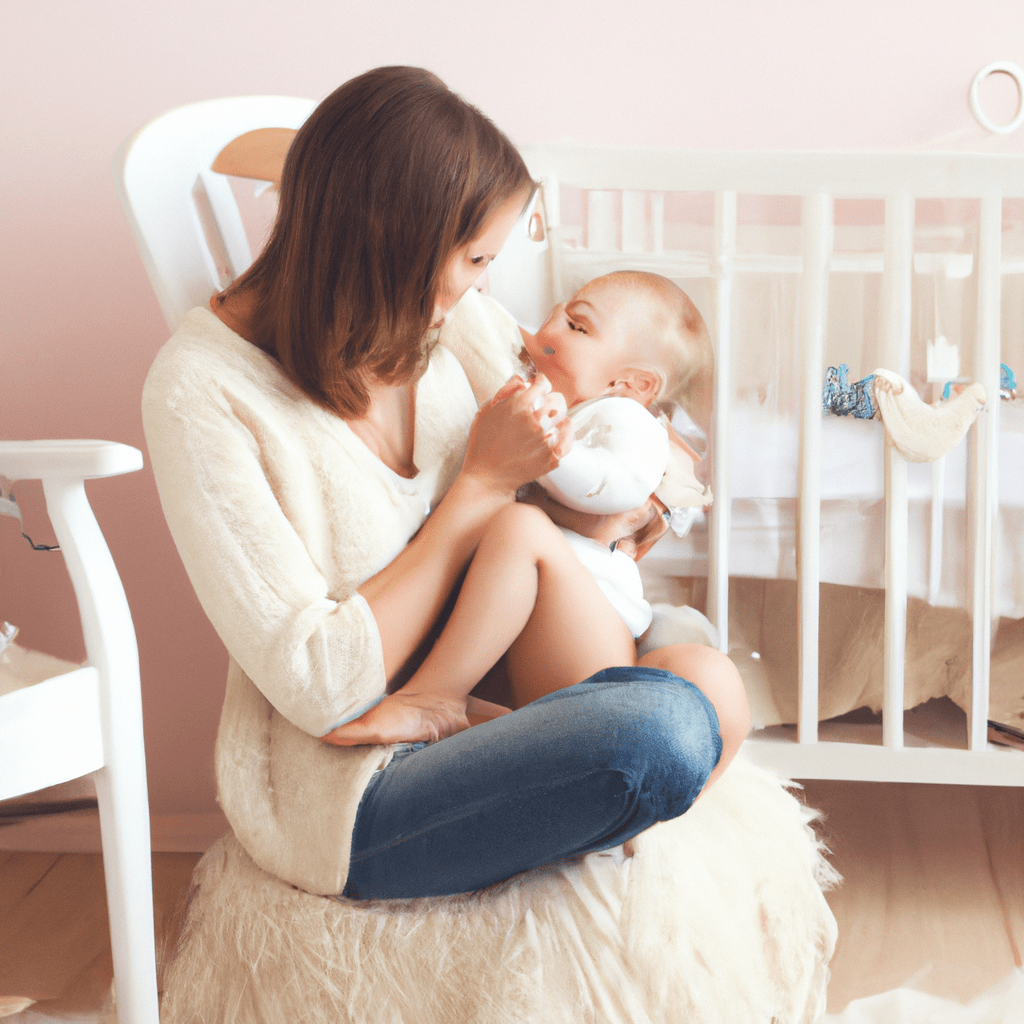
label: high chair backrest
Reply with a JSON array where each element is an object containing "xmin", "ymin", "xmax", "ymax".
[{"xmin": 114, "ymin": 96, "xmax": 316, "ymax": 332}]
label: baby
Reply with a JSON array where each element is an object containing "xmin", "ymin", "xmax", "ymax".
[{"xmin": 330, "ymin": 271, "xmax": 716, "ymax": 744}]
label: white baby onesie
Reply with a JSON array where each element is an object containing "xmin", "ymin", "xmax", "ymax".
[
  {"xmin": 559, "ymin": 528, "xmax": 653, "ymax": 638},
  {"xmin": 536, "ymin": 395, "xmax": 711, "ymax": 638}
]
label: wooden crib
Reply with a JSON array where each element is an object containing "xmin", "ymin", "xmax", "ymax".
[{"xmin": 488, "ymin": 144, "xmax": 1024, "ymax": 788}]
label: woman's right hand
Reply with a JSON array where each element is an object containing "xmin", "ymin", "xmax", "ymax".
[{"xmin": 461, "ymin": 374, "xmax": 572, "ymax": 497}]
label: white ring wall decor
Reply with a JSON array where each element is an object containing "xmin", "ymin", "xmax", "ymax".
[{"xmin": 970, "ymin": 61, "xmax": 1024, "ymax": 134}]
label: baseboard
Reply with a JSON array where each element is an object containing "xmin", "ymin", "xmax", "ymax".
[{"xmin": 0, "ymin": 808, "xmax": 229, "ymax": 853}]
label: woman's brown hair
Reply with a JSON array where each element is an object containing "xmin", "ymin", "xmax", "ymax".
[{"xmin": 225, "ymin": 66, "xmax": 534, "ymax": 417}]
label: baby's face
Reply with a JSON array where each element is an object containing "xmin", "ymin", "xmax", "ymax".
[{"xmin": 524, "ymin": 277, "xmax": 658, "ymax": 408}]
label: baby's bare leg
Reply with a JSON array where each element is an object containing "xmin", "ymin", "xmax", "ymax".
[
  {"xmin": 413, "ymin": 502, "xmax": 634, "ymax": 705},
  {"xmin": 500, "ymin": 513, "xmax": 638, "ymax": 708},
  {"xmin": 326, "ymin": 503, "xmax": 635, "ymax": 745}
]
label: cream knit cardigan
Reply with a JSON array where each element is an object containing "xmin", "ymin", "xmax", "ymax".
[{"xmin": 142, "ymin": 289, "xmax": 520, "ymax": 896}]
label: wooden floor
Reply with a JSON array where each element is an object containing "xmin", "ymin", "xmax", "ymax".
[
  {"xmin": 1, "ymin": 782, "xmax": 1022, "ymax": 1019},
  {"xmin": 801, "ymin": 780, "xmax": 1024, "ymax": 1010},
  {"xmin": 0, "ymin": 849, "xmax": 197, "ymax": 1020}
]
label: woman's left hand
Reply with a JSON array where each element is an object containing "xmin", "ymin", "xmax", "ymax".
[{"xmin": 460, "ymin": 374, "xmax": 572, "ymax": 497}]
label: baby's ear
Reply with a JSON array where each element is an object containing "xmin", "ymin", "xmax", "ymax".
[{"xmin": 613, "ymin": 368, "xmax": 662, "ymax": 406}]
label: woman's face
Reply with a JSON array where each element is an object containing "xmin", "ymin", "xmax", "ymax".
[{"xmin": 433, "ymin": 195, "xmax": 527, "ymax": 327}]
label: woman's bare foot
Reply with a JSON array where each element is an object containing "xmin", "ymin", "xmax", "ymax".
[{"xmin": 321, "ymin": 692, "xmax": 512, "ymax": 746}]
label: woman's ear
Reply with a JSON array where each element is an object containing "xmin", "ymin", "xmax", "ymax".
[{"xmin": 610, "ymin": 368, "xmax": 663, "ymax": 406}]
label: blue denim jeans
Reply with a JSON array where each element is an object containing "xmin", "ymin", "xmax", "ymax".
[{"xmin": 341, "ymin": 667, "xmax": 723, "ymax": 899}]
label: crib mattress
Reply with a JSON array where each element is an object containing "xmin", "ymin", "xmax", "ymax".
[{"xmin": 650, "ymin": 400, "xmax": 1024, "ymax": 618}]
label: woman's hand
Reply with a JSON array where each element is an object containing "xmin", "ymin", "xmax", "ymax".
[
  {"xmin": 320, "ymin": 692, "xmax": 511, "ymax": 746},
  {"xmin": 460, "ymin": 375, "xmax": 572, "ymax": 497},
  {"xmin": 321, "ymin": 692, "xmax": 471, "ymax": 746},
  {"xmin": 519, "ymin": 484, "xmax": 669, "ymax": 561},
  {"xmin": 612, "ymin": 497, "xmax": 669, "ymax": 560},
  {"xmin": 357, "ymin": 376, "xmax": 570, "ymax": 682}
]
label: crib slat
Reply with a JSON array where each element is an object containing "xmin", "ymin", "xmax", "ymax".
[
  {"xmin": 969, "ymin": 192, "xmax": 1001, "ymax": 751},
  {"xmin": 881, "ymin": 195, "xmax": 915, "ymax": 377},
  {"xmin": 651, "ymin": 192, "xmax": 665, "ymax": 254},
  {"xmin": 709, "ymin": 191, "xmax": 736, "ymax": 654},
  {"xmin": 541, "ymin": 174, "xmax": 565, "ymax": 302},
  {"xmin": 621, "ymin": 191, "xmax": 646, "ymax": 253},
  {"xmin": 883, "ymin": 443, "xmax": 909, "ymax": 748},
  {"xmin": 586, "ymin": 190, "xmax": 617, "ymax": 252},
  {"xmin": 797, "ymin": 193, "xmax": 833, "ymax": 744},
  {"xmin": 880, "ymin": 194, "xmax": 914, "ymax": 748},
  {"xmin": 928, "ymin": 456, "xmax": 945, "ymax": 606}
]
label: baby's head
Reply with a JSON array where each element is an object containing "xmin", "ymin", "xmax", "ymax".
[{"xmin": 524, "ymin": 271, "xmax": 712, "ymax": 430}]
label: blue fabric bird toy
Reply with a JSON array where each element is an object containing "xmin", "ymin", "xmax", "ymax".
[{"xmin": 823, "ymin": 364, "xmax": 876, "ymax": 419}]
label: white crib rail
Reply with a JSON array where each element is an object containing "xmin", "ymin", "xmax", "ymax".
[
  {"xmin": 494, "ymin": 144, "xmax": 1024, "ymax": 786},
  {"xmin": 971, "ymin": 193, "xmax": 1001, "ymax": 752},
  {"xmin": 708, "ymin": 191, "xmax": 736, "ymax": 657},
  {"xmin": 880, "ymin": 194, "xmax": 914, "ymax": 750},
  {"xmin": 797, "ymin": 193, "xmax": 832, "ymax": 746}
]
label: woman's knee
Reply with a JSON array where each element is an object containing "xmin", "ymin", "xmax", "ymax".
[
  {"xmin": 578, "ymin": 673, "xmax": 727, "ymax": 819},
  {"xmin": 637, "ymin": 644, "xmax": 751, "ymax": 770}
]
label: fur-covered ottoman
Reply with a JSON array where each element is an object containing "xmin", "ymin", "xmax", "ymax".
[{"xmin": 161, "ymin": 755, "xmax": 837, "ymax": 1024}]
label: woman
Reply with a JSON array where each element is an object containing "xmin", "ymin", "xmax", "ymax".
[{"xmin": 142, "ymin": 66, "xmax": 749, "ymax": 900}]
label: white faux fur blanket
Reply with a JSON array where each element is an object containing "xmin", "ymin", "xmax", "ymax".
[{"xmin": 160, "ymin": 755, "xmax": 837, "ymax": 1024}]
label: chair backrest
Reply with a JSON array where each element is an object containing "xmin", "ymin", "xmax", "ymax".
[{"xmin": 114, "ymin": 96, "xmax": 316, "ymax": 332}]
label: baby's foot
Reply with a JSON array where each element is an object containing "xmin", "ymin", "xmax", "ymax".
[{"xmin": 322, "ymin": 691, "xmax": 472, "ymax": 746}]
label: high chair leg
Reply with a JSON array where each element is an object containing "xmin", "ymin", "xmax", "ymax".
[{"xmin": 94, "ymin": 762, "xmax": 160, "ymax": 1024}]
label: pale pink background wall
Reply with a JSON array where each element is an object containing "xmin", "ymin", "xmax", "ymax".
[{"xmin": 3, "ymin": 0, "xmax": 1024, "ymax": 817}]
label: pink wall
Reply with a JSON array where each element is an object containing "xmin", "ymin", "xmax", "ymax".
[{"xmin": 3, "ymin": 0, "xmax": 1024, "ymax": 816}]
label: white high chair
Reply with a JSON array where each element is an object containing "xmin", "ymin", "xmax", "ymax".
[
  {"xmin": 114, "ymin": 95, "xmax": 316, "ymax": 332},
  {"xmin": 0, "ymin": 440, "xmax": 155, "ymax": 1023}
]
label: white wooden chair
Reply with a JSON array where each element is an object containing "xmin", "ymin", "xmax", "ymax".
[
  {"xmin": 0, "ymin": 440, "xmax": 155, "ymax": 1023},
  {"xmin": 114, "ymin": 95, "xmax": 315, "ymax": 332}
]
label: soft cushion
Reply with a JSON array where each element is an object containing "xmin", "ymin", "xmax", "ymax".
[{"xmin": 160, "ymin": 755, "xmax": 837, "ymax": 1024}]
